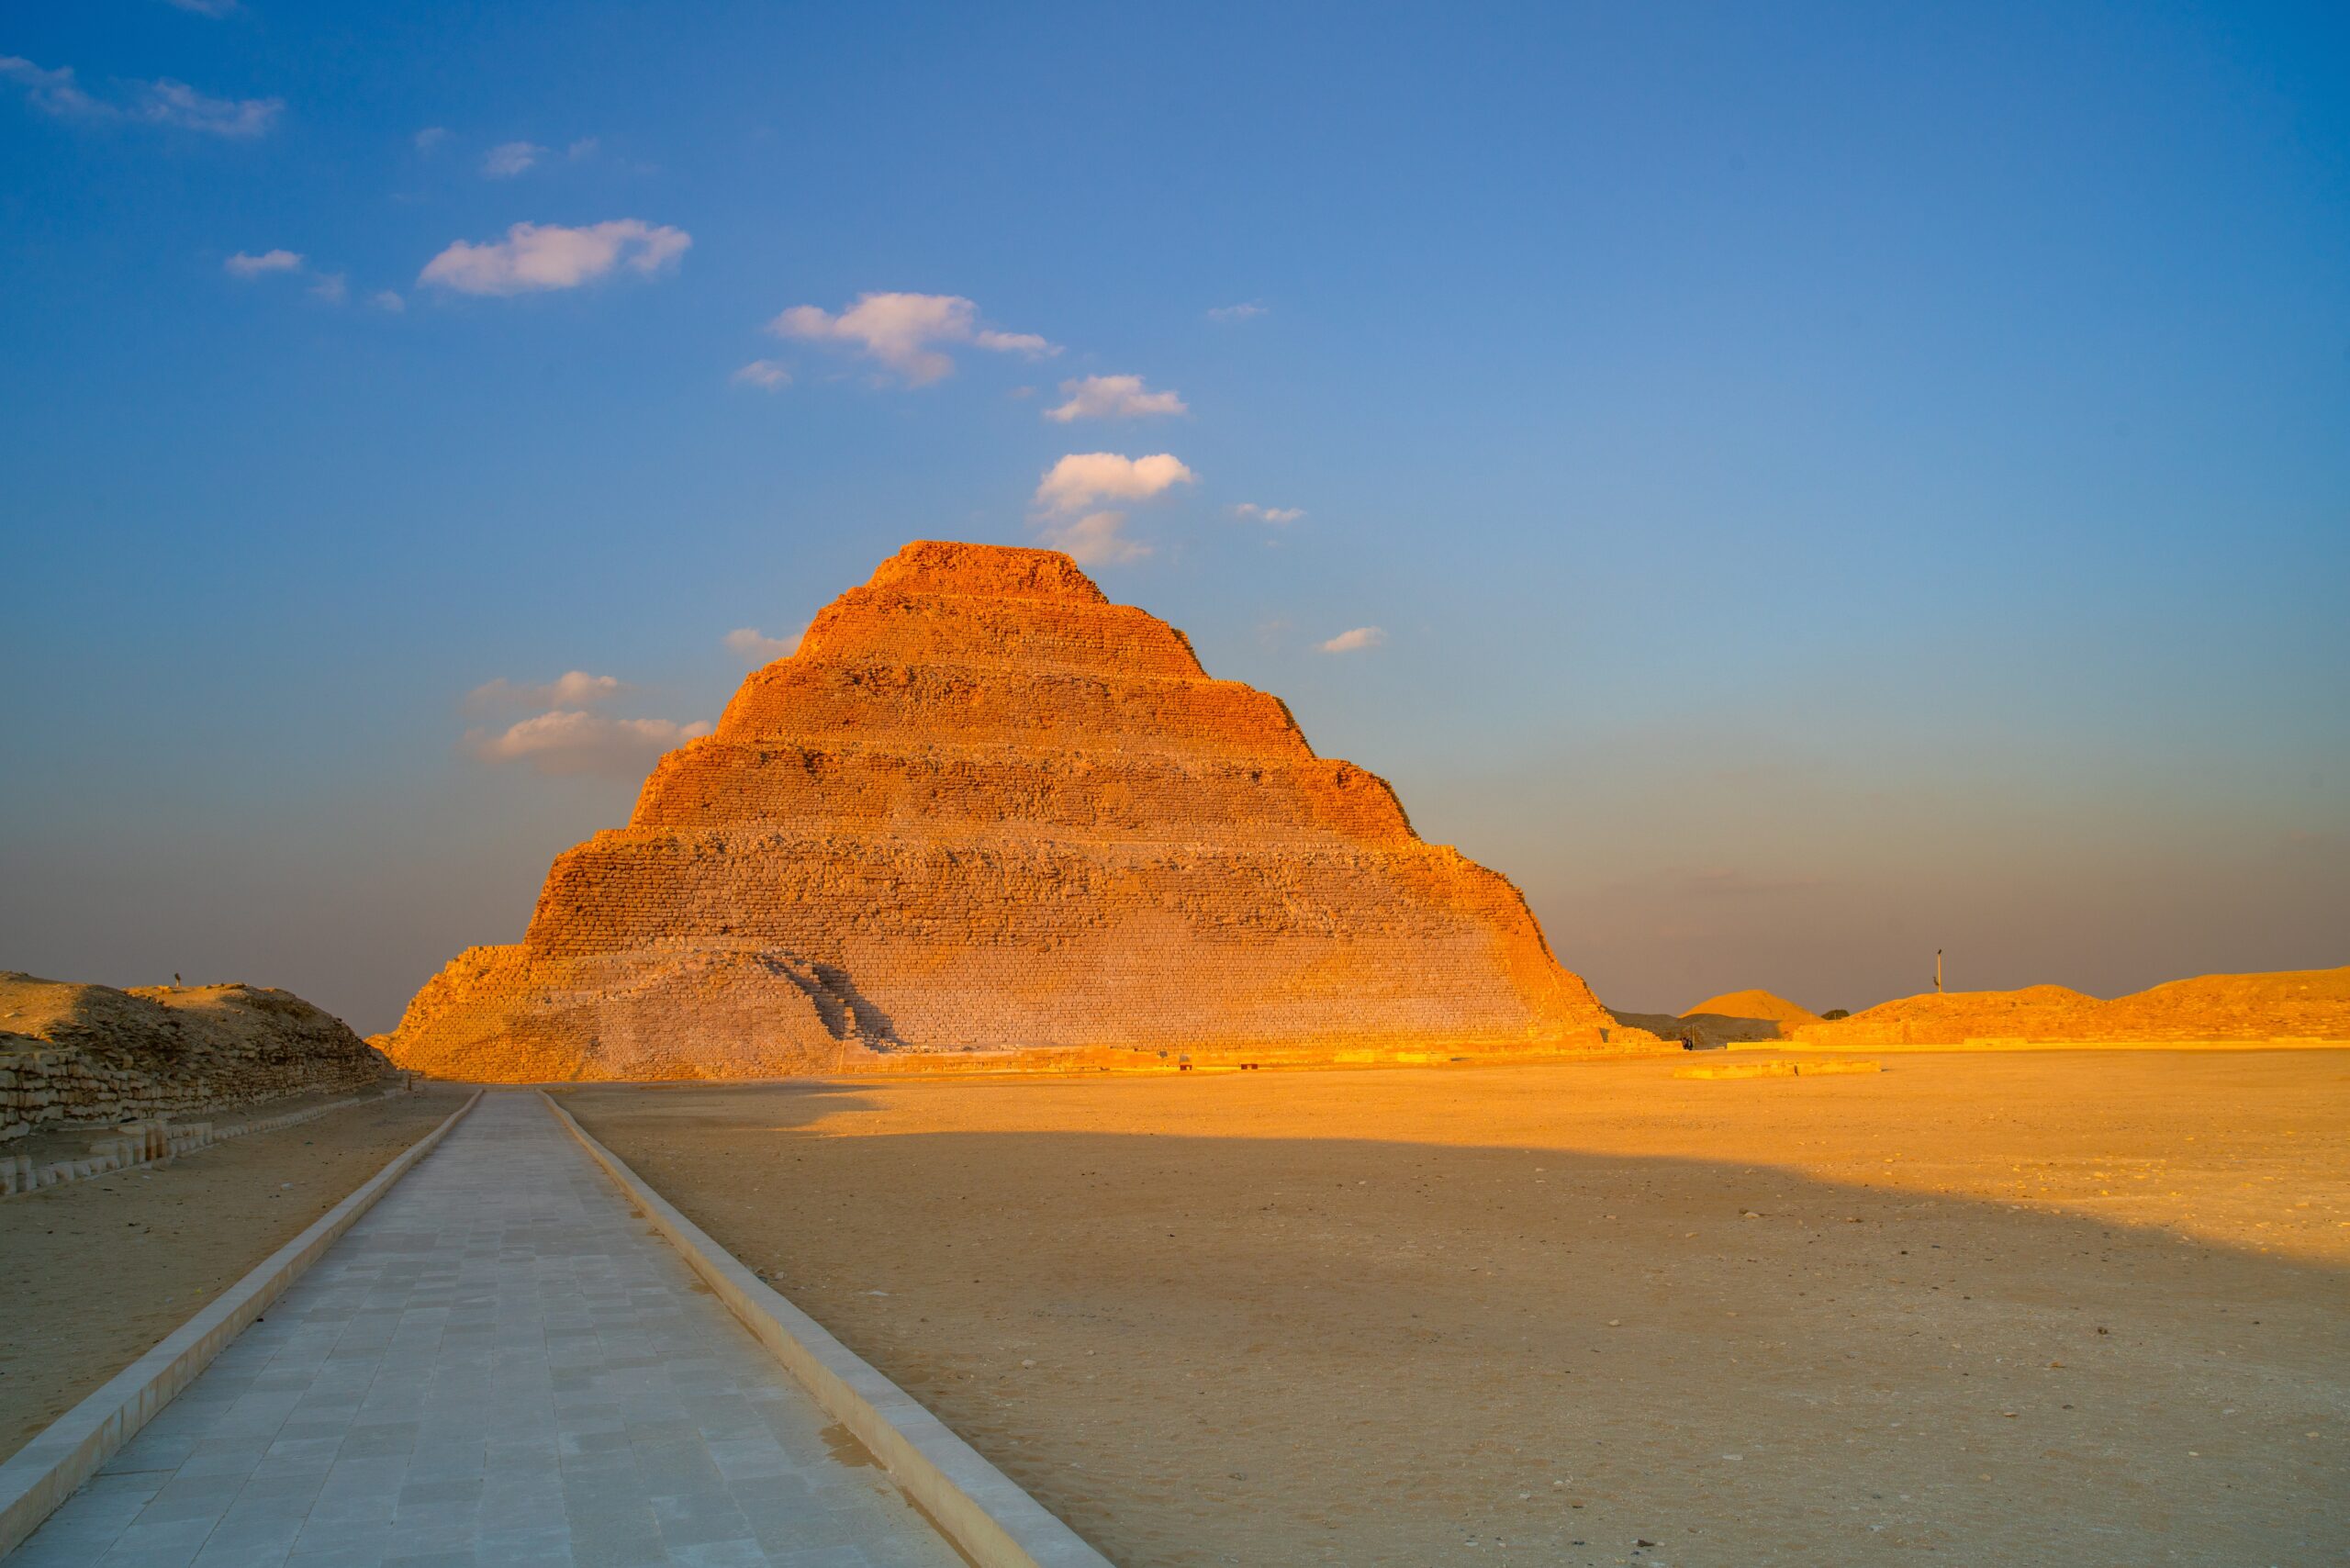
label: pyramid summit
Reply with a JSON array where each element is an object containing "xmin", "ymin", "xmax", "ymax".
[{"xmin": 386, "ymin": 540, "xmax": 1647, "ymax": 1080}]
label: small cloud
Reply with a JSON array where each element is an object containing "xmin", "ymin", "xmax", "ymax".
[
  {"xmin": 1034, "ymin": 452, "xmax": 1195, "ymax": 514},
  {"xmin": 159, "ymin": 0, "xmax": 240, "ymax": 15},
  {"xmin": 974, "ymin": 329, "xmax": 1056, "ymax": 356},
  {"xmin": 465, "ymin": 670, "xmax": 628, "ymax": 714},
  {"xmin": 419, "ymin": 218, "xmax": 690, "ymax": 295},
  {"xmin": 224, "ymin": 248, "xmax": 303, "ymax": 278},
  {"xmin": 4, "ymin": 57, "xmax": 277, "ymax": 134},
  {"xmin": 369, "ymin": 289, "xmax": 406, "ymax": 312},
  {"xmin": 0, "ymin": 57, "xmax": 102, "ymax": 118},
  {"xmin": 724, "ymin": 626, "xmax": 802, "ymax": 662},
  {"xmin": 769, "ymin": 292, "xmax": 1058, "ymax": 386},
  {"xmin": 1318, "ymin": 626, "xmax": 1387, "ymax": 654},
  {"xmin": 1045, "ymin": 374, "xmax": 1187, "ymax": 423},
  {"xmin": 481, "ymin": 140, "xmax": 544, "ymax": 178},
  {"xmin": 567, "ymin": 137, "xmax": 599, "ymax": 160},
  {"xmin": 308, "ymin": 271, "xmax": 348, "ymax": 304},
  {"xmin": 413, "ymin": 125, "xmax": 449, "ymax": 151},
  {"xmin": 465, "ymin": 711, "xmax": 711, "ymax": 777},
  {"xmin": 1231, "ymin": 502, "xmax": 1304, "ymax": 524},
  {"xmin": 1039, "ymin": 510, "xmax": 1150, "ymax": 566},
  {"xmin": 732, "ymin": 359, "xmax": 790, "ymax": 391},
  {"xmin": 1207, "ymin": 301, "xmax": 1267, "ymax": 322},
  {"xmin": 137, "ymin": 79, "xmax": 280, "ymax": 137}
]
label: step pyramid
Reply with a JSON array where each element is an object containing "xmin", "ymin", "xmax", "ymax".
[{"xmin": 386, "ymin": 541, "xmax": 1641, "ymax": 1079}]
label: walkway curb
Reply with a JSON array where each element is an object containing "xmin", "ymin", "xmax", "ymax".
[
  {"xmin": 543, "ymin": 1092, "xmax": 1113, "ymax": 1568},
  {"xmin": 0, "ymin": 1089, "xmax": 482, "ymax": 1560}
]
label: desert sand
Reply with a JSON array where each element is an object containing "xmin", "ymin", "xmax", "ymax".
[
  {"xmin": 0, "ymin": 1086, "xmax": 464, "ymax": 1464},
  {"xmin": 566, "ymin": 1050, "xmax": 2345, "ymax": 1567}
]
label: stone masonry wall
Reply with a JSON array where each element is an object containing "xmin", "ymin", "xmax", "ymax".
[{"xmin": 0, "ymin": 976, "xmax": 393, "ymax": 1142}]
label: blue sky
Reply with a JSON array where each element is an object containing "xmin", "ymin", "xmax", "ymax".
[{"xmin": 3, "ymin": 1, "xmax": 2344, "ymax": 1033}]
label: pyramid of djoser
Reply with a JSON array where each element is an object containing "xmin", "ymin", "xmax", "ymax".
[{"xmin": 387, "ymin": 542, "xmax": 1648, "ymax": 1081}]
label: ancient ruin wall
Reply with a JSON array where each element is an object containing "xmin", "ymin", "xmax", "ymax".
[
  {"xmin": 1, "ymin": 973, "xmax": 393, "ymax": 1141},
  {"xmin": 387, "ymin": 540, "xmax": 1648, "ymax": 1081}
]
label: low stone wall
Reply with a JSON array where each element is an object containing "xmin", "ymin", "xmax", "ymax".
[
  {"xmin": 0, "ymin": 1088, "xmax": 403, "ymax": 1198},
  {"xmin": 0, "ymin": 1047, "xmax": 390, "ymax": 1146}
]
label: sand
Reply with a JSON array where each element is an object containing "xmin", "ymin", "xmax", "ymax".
[
  {"xmin": 565, "ymin": 1051, "xmax": 2347, "ymax": 1567},
  {"xmin": 0, "ymin": 1086, "xmax": 465, "ymax": 1463}
]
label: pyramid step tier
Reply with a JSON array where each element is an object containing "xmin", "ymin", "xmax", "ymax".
[
  {"xmin": 796, "ymin": 586, "xmax": 1209, "ymax": 679},
  {"xmin": 630, "ymin": 743, "xmax": 1412, "ymax": 841},
  {"xmin": 522, "ymin": 831, "xmax": 1558, "ymax": 958},
  {"xmin": 714, "ymin": 658, "xmax": 1311, "ymax": 757},
  {"xmin": 509, "ymin": 829, "xmax": 1602, "ymax": 1047}
]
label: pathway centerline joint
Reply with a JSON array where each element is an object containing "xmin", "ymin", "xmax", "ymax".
[{"xmin": 6, "ymin": 1090, "xmax": 970, "ymax": 1568}]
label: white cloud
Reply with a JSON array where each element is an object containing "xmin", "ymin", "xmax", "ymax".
[
  {"xmin": 1207, "ymin": 301, "xmax": 1268, "ymax": 322},
  {"xmin": 732, "ymin": 359, "xmax": 790, "ymax": 391},
  {"xmin": 1045, "ymin": 375, "xmax": 1187, "ymax": 423},
  {"xmin": 137, "ymin": 79, "xmax": 281, "ymax": 136},
  {"xmin": 413, "ymin": 125, "xmax": 449, "ymax": 151},
  {"xmin": 308, "ymin": 271, "xmax": 348, "ymax": 304},
  {"xmin": 975, "ymin": 329, "xmax": 1055, "ymax": 355},
  {"xmin": 419, "ymin": 219, "xmax": 690, "ymax": 295},
  {"xmin": 1318, "ymin": 626, "xmax": 1387, "ymax": 654},
  {"xmin": 466, "ymin": 711, "xmax": 711, "ymax": 777},
  {"xmin": 1034, "ymin": 452, "xmax": 1195, "ymax": 514},
  {"xmin": 465, "ymin": 671, "xmax": 628, "ymax": 714},
  {"xmin": 370, "ymin": 289, "xmax": 406, "ymax": 312},
  {"xmin": 1231, "ymin": 502, "xmax": 1304, "ymax": 524},
  {"xmin": 567, "ymin": 137, "xmax": 599, "ymax": 160},
  {"xmin": 769, "ymin": 292, "xmax": 1058, "ymax": 386},
  {"xmin": 481, "ymin": 140, "xmax": 544, "ymax": 178},
  {"xmin": 224, "ymin": 248, "xmax": 303, "ymax": 278},
  {"xmin": 1038, "ymin": 510, "xmax": 1150, "ymax": 566},
  {"xmin": 5, "ymin": 58, "xmax": 277, "ymax": 134},
  {"xmin": 724, "ymin": 626, "xmax": 802, "ymax": 662},
  {"xmin": 0, "ymin": 57, "xmax": 101, "ymax": 118},
  {"xmin": 160, "ymin": 0, "xmax": 240, "ymax": 15}
]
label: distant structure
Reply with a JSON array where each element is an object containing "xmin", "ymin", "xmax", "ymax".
[
  {"xmin": 1935, "ymin": 949, "xmax": 1944, "ymax": 993},
  {"xmin": 1673, "ymin": 989, "xmax": 1824, "ymax": 1046},
  {"xmin": 386, "ymin": 541, "xmax": 1652, "ymax": 1081},
  {"xmin": 1794, "ymin": 967, "xmax": 2350, "ymax": 1047}
]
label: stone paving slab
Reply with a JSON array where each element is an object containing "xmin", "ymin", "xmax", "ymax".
[{"xmin": 6, "ymin": 1092, "xmax": 965, "ymax": 1568}]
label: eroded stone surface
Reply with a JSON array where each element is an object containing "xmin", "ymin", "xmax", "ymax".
[
  {"xmin": 386, "ymin": 541, "xmax": 1644, "ymax": 1081},
  {"xmin": 1, "ymin": 975, "xmax": 391, "ymax": 1142}
]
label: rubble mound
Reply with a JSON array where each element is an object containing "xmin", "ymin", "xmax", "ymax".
[
  {"xmin": 1678, "ymin": 989, "xmax": 1825, "ymax": 1044},
  {"xmin": 1794, "ymin": 968, "xmax": 2350, "ymax": 1047},
  {"xmin": 386, "ymin": 540, "xmax": 1654, "ymax": 1081},
  {"xmin": 1, "ymin": 972, "xmax": 392, "ymax": 1140}
]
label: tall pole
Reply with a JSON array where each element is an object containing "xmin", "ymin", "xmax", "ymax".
[{"xmin": 1935, "ymin": 948, "xmax": 1943, "ymax": 993}]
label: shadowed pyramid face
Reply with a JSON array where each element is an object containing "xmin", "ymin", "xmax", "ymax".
[{"xmin": 387, "ymin": 541, "xmax": 1628, "ymax": 1081}]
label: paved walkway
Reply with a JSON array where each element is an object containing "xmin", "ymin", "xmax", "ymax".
[{"xmin": 8, "ymin": 1093, "xmax": 964, "ymax": 1568}]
